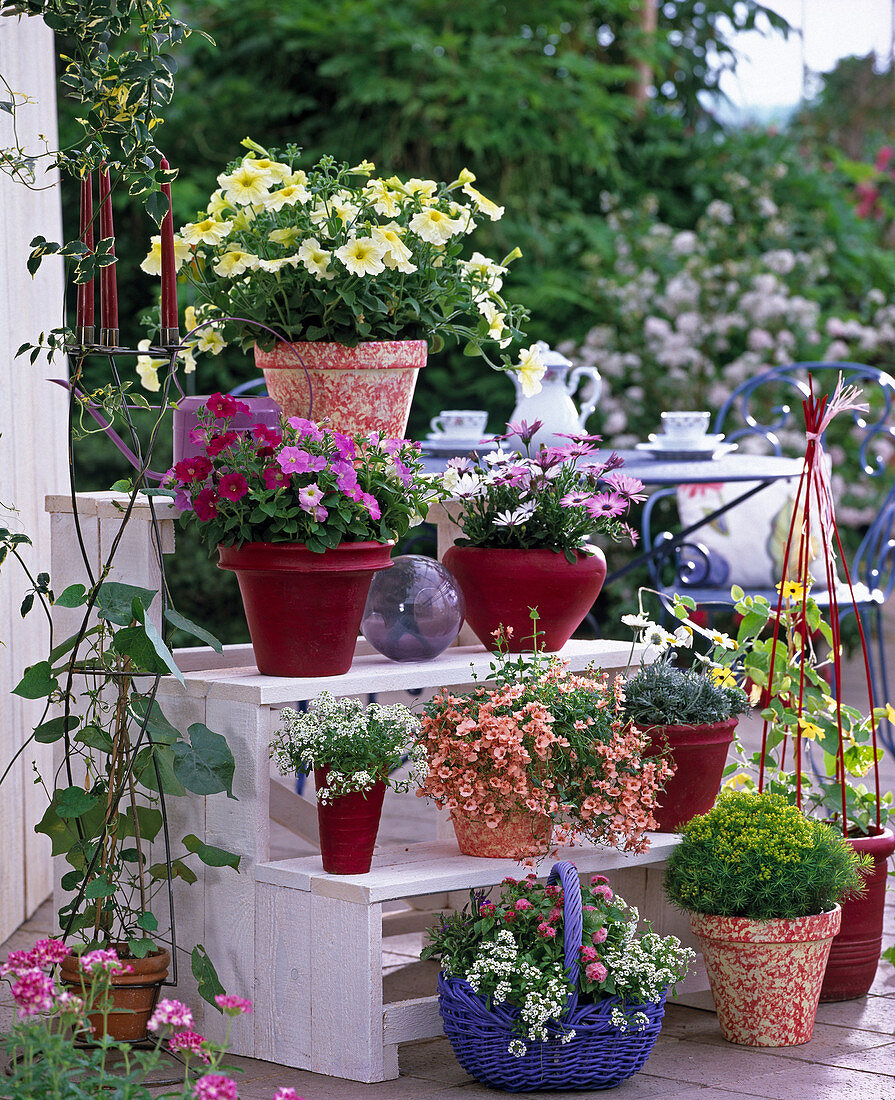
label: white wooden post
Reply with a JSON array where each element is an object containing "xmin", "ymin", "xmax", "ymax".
[{"xmin": 0, "ymin": 13, "xmax": 68, "ymax": 940}]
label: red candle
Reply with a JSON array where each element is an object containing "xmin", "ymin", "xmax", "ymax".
[
  {"xmin": 98, "ymin": 165, "xmax": 118, "ymax": 342},
  {"xmin": 159, "ymin": 156, "xmax": 179, "ymax": 342},
  {"xmin": 76, "ymin": 173, "xmax": 94, "ymax": 341}
]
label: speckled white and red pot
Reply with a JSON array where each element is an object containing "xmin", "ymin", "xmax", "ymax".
[
  {"xmin": 691, "ymin": 906, "xmax": 841, "ymax": 1047},
  {"xmin": 255, "ymin": 339, "xmax": 426, "ymax": 438}
]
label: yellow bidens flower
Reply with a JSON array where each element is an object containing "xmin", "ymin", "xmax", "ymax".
[
  {"xmin": 797, "ymin": 717, "xmax": 823, "ymax": 741},
  {"xmin": 513, "ymin": 343, "xmax": 546, "ymax": 398},
  {"xmin": 710, "ymin": 666, "xmax": 740, "ymax": 690},
  {"xmin": 218, "ymin": 162, "xmax": 271, "ymax": 205},
  {"xmin": 212, "ymin": 249, "xmax": 257, "ymax": 277},
  {"xmin": 335, "ymin": 235, "xmax": 387, "ymax": 277},
  {"xmin": 409, "ymin": 207, "xmax": 464, "ymax": 245}
]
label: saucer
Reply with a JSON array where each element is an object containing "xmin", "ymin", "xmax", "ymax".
[
  {"xmin": 422, "ymin": 434, "xmax": 497, "ymax": 456},
  {"xmin": 648, "ymin": 432, "xmax": 726, "ymax": 450},
  {"xmin": 636, "ymin": 437, "xmax": 737, "ymax": 462}
]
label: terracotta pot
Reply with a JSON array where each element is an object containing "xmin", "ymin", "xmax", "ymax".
[
  {"xmin": 314, "ymin": 767, "xmax": 386, "ymax": 874},
  {"xmin": 442, "ymin": 544, "xmax": 607, "ymax": 652},
  {"xmin": 218, "ymin": 540, "xmax": 393, "ymax": 677},
  {"xmin": 690, "ymin": 906, "xmax": 840, "ymax": 1046},
  {"xmin": 643, "ymin": 718, "xmax": 739, "ymax": 832},
  {"xmin": 450, "ymin": 808, "xmax": 553, "ymax": 859},
  {"xmin": 820, "ymin": 826, "xmax": 895, "ymax": 1001},
  {"xmin": 60, "ymin": 947, "xmax": 170, "ymax": 1041},
  {"xmin": 255, "ymin": 340, "xmax": 427, "ymax": 438}
]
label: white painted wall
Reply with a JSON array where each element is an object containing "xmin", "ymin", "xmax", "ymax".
[{"xmin": 0, "ymin": 15, "xmax": 68, "ymax": 939}]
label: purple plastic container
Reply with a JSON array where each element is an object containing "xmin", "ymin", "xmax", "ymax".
[{"xmin": 172, "ymin": 395, "xmax": 282, "ymax": 466}]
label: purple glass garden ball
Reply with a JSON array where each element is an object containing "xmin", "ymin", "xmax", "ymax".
[{"xmin": 361, "ymin": 555, "xmax": 465, "ymax": 662}]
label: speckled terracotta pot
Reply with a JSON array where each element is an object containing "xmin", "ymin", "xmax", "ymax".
[
  {"xmin": 691, "ymin": 907, "xmax": 840, "ymax": 1047},
  {"xmin": 256, "ymin": 340, "xmax": 426, "ymax": 437},
  {"xmin": 450, "ymin": 809, "xmax": 553, "ymax": 859}
]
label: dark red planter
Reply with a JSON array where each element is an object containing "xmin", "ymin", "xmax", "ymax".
[
  {"xmin": 644, "ymin": 717, "xmax": 739, "ymax": 832},
  {"xmin": 314, "ymin": 767, "xmax": 386, "ymax": 874},
  {"xmin": 218, "ymin": 540, "xmax": 393, "ymax": 677},
  {"xmin": 442, "ymin": 544, "xmax": 607, "ymax": 652},
  {"xmin": 820, "ymin": 825, "xmax": 895, "ymax": 1001}
]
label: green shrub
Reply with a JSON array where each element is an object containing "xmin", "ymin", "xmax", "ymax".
[
  {"xmin": 623, "ymin": 658, "xmax": 748, "ymax": 727},
  {"xmin": 664, "ymin": 790, "xmax": 869, "ymax": 920}
]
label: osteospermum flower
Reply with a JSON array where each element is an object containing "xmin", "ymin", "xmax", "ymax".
[{"xmin": 334, "ymin": 235, "xmax": 387, "ymax": 276}]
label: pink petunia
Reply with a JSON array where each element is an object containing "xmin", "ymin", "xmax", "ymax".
[
  {"xmin": 205, "ymin": 393, "xmax": 249, "ymax": 420},
  {"xmin": 286, "ymin": 416, "xmax": 324, "ymax": 442},
  {"xmin": 361, "ymin": 493, "xmax": 381, "ymax": 520},
  {"xmin": 193, "ymin": 487, "xmax": 220, "ymax": 521},
  {"xmin": 219, "ymin": 471, "xmax": 249, "ymax": 501},
  {"xmin": 298, "ymin": 483, "xmax": 325, "ymax": 512},
  {"xmin": 277, "ymin": 447, "xmax": 327, "ymax": 475}
]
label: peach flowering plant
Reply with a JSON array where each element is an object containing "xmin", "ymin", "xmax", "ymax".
[
  {"xmin": 423, "ymin": 870, "xmax": 692, "ymax": 1055},
  {"xmin": 0, "ymin": 939, "xmax": 303, "ymax": 1100},
  {"xmin": 416, "ymin": 631, "xmax": 672, "ymax": 855}
]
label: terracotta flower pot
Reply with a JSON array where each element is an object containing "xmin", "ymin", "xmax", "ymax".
[
  {"xmin": 255, "ymin": 340, "xmax": 427, "ymax": 438},
  {"xmin": 643, "ymin": 718, "xmax": 739, "ymax": 832},
  {"xmin": 820, "ymin": 826, "xmax": 895, "ymax": 1001},
  {"xmin": 60, "ymin": 947, "xmax": 170, "ymax": 1041},
  {"xmin": 314, "ymin": 766, "xmax": 386, "ymax": 874},
  {"xmin": 218, "ymin": 540, "xmax": 394, "ymax": 677},
  {"xmin": 690, "ymin": 906, "xmax": 841, "ymax": 1046},
  {"xmin": 442, "ymin": 544, "xmax": 607, "ymax": 652},
  {"xmin": 450, "ymin": 808, "xmax": 553, "ymax": 858}
]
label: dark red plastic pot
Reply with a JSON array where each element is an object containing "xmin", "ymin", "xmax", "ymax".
[
  {"xmin": 820, "ymin": 825, "xmax": 895, "ymax": 1001},
  {"xmin": 442, "ymin": 544, "xmax": 607, "ymax": 652},
  {"xmin": 218, "ymin": 540, "xmax": 393, "ymax": 677},
  {"xmin": 643, "ymin": 717, "xmax": 739, "ymax": 832},
  {"xmin": 314, "ymin": 766, "xmax": 386, "ymax": 874}
]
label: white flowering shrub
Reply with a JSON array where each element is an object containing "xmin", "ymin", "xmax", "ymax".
[{"xmin": 270, "ymin": 692, "xmax": 426, "ymax": 802}]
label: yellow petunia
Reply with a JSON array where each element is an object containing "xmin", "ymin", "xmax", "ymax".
[
  {"xmin": 297, "ymin": 237, "xmax": 333, "ymax": 279},
  {"xmin": 141, "ymin": 235, "xmax": 192, "ymax": 275},
  {"xmin": 181, "ymin": 218, "xmax": 233, "ymax": 246},
  {"xmin": 218, "ymin": 162, "xmax": 271, "ymax": 205},
  {"xmin": 371, "ymin": 225, "xmax": 416, "ymax": 274},
  {"xmin": 334, "ymin": 235, "xmax": 387, "ymax": 277},
  {"xmin": 135, "ymin": 339, "xmax": 165, "ymax": 392},
  {"xmin": 477, "ymin": 300, "xmax": 510, "ymax": 347},
  {"xmin": 461, "ymin": 181, "xmax": 504, "ymax": 221},
  {"xmin": 513, "ymin": 343, "xmax": 546, "ymax": 398},
  {"xmin": 197, "ymin": 329, "xmax": 226, "ymax": 356},
  {"xmin": 206, "ymin": 189, "xmax": 232, "ymax": 217},
  {"xmin": 269, "ymin": 227, "xmax": 301, "ymax": 247},
  {"xmin": 409, "ymin": 207, "xmax": 464, "ymax": 245},
  {"xmin": 264, "ymin": 183, "xmax": 311, "ymax": 211},
  {"xmin": 212, "ymin": 249, "xmax": 257, "ymax": 277},
  {"xmin": 363, "ymin": 178, "xmax": 401, "ymax": 218}
]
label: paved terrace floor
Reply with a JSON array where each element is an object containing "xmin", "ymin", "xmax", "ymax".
[{"xmin": 3, "ymin": 608, "xmax": 894, "ymax": 1100}]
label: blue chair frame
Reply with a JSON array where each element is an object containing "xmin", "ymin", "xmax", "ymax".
[{"xmin": 641, "ymin": 362, "xmax": 895, "ymax": 750}]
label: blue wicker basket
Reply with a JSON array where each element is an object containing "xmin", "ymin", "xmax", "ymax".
[{"xmin": 438, "ymin": 861, "xmax": 667, "ymax": 1092}]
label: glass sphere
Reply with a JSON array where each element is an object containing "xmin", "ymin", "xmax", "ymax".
[{"xmin": 362, "ymin": 555, "xmax": 465, "ymax": 662}]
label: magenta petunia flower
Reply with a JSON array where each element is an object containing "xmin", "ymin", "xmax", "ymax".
[
  {"xmin": 361, "ymin": 492, "xmax": 381, "ymax": 520},
  {"xmin": 277, "ymin": 448, "xmax": 327, "ymax": 475},
  {"xmin": 205, "ymin": 393, "xmax": 248, "ymax": 420},
  {"xmin": 194, "ymin": 487, "xmax": 220, "ymax": 521},
  {"xmin": 173, "ymin": 456, "xmax": 213, "ymax": 484},
  {"xmin": 262, "ymin": 467, "xmax": 290, "ymax": 490},
  {"xmin": 252, "ymin": 423, "xmax": 283, "ymax": 449},
  {"xmin": 219, "ymin": 471, "xmax": 249, "ymax": 501},
  {"xmin": 206, "ymin": 431, "xmax": 239, "ymax": 457}
]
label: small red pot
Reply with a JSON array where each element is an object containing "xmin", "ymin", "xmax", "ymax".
[
  {"xmin": 820, "ymin": 825, "xmax": 895, "ymax": 1001},
  {"xmin": 315, "ymin": 766, "xmax": 386, "ymax": 874},
  {"xmin": 60, "ymin": 947, "xmax": 170, "ymax": 1041},
  {"xmin": 442, "ymin": 544, "xmax": 607, "ymax": 652},
  {"xmin": 643, "ymin": 718, "xmax": 739, "ymax": 832},
  {"xmin": 218, "ymin": 540, "xmax": 393, "ymax": 677}
]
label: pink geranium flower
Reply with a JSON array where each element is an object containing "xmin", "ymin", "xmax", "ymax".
[
  {"xmin": 11, "ymin": 968, "xmax": 56, "ymax": 1016},
  {"xmin": 585, "ymin": 959, "xmax": 607, "ymax": 983},
  {"xmin": 192, "ymin": 1075, "xmax": 238, "ymax": 1100},
  {"xmin": 215, "ymin": 993, "xmax": 253, "ymax": 1016},
  {"xmin": 169, "ymin": 1030, "xmax": 210, "ymax": 1062},
  {"xmin": 148, "ymin": 998, "xmax": 194, "ymax": 1032}
]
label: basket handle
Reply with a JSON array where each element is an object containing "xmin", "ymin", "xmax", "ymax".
[{"xmin": 548, "ymin": 860, "xmax": 583, "ymax": 1008}]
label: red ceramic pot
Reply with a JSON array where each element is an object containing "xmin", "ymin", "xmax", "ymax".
[
  {"xmin": 643, "ymin": 718, "xmax": 739, "ymax": 832},
  {"xmin": 315, "ymin": 766, "xmax": 386, "ymax": 874},
  {"xmin": 820, "ymin": 825, "xmax": 895, "ymax": 1001},
  {"xmin": 218, "ymin": 540, "xmax": 394, "ymax": 677},
  {"xmin": 255, "ymin": 340, "xmax": 426, "ymax": 438},
  {"xmin": 450, "ymin": 809, "xmax": 553, "ymax": 859},
  {"xmin": 442, "ymin": 544, "xmax": 607, "ymax": 652},
  {"xmin": 691, "ymin": 906, "xmax": 840, "ymax": 1046}
]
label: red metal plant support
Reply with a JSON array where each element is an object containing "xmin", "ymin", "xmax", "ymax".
[{"xmin": 758, "ymin": 375, "xmax": 883, "ymax": 835}]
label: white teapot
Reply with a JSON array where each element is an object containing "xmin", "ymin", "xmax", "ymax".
[{"xmin": 506, "ymin": 341, "xmax": 602, "ymax": 451}]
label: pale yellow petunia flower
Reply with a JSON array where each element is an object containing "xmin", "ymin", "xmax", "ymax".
[
  {"xmin": 462, "ymin": 181, "xmax": 504, "ymax": 221},
  {"xmin": 269, "ymin": 227, "xmax": 301, "ymax": 247},
  {"xmin": 219, "ymin": 162, "xmax": 271, "ymax": 205},
  {"xmin": 409, "ymin": 207, "xmax": 463, "ymax": 245},
  {"xmin": 181, "ymin": 218, "xmax": 233, "ymax": 246},
  {"xmin": 212, "ymin": 249, "xmax": 257, "ymax": 277},
  {"xmin": 297, "ymin": 237, "xmax": 333, "ymax": 279},
  {"xmin": 197, "ymin": 329, "xmax": 226, "ymax": 355},
  {"xmin": 513, "ymin": 343, "xmax": 546, "ymax": 398},
  {"xmin": 371, "ymin": 225, "xmax": 416, "ymax": 274},
  {"xmin": 335, "ymin": 235, "xmax": 387, "ymax": 277}
]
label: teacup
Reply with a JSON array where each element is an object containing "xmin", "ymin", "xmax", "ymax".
[
  {"xmin": 430, "ymin": 409, "xmax": 488, "ymax": 440},
  {"xmin": 660, "ymin": 410, "xmax": 711, "ymax": 443}
]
